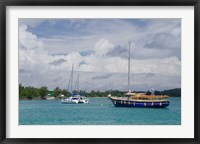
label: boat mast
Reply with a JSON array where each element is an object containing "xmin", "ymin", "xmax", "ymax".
[
  {"xmin": 77, "ymin": 74, "xmax": 79, "ymax": 92},
  {"xmin": 68, "ymin": 64, "xmax": 74, "ymax": 92},
  {"xmin": 71, "ymin": 64, "xmax": 74, "ymax": 92},
  {"xmin": 74, "ymin": 73, "xmax": 79, "ymax": 92},
  {"xmin": 128, "ymin": 42, "xmax": 131, "ymax": 91}
]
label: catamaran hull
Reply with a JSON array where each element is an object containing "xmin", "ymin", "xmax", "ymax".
[
  {"xmin": 110, "ymin": 99, "xmax": 169, "ymax": 108},
  {"xmin": 61, "ymin": 101, "xmax": 78, "ymax": 104},
  {"xmin": 78, "ymin": 100, "xmax": 89, "ymax": 104},
  {"xmin": 61, "ymin": 99, "xmax": 79, "ymax": 104}
]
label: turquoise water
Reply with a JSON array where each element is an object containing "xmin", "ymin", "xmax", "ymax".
[{"xmin": 19, "ymin": 97, "xmax": 181, "ymax": 125}]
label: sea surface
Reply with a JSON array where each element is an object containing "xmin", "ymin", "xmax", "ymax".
[{"xmin": 19, "ymin": 97, "xmax": 181, "ymax": 125}]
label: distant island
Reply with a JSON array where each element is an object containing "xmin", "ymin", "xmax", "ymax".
[{"xmin": 19, "ymin": 84, "xmax": 181, "ymax": 100}]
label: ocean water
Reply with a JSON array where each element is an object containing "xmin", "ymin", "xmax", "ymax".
[{"xmin": 19, "ymin": 97, "xmax": 181, "ymax": 125}]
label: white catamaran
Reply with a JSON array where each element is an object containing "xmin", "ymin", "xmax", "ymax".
[{"xmin": 61, "ymin": 64, "xmax": 89, "ymax": 104}]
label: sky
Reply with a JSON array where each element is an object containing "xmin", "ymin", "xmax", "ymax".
[{"xmin": 19, "ymin": 18, "xmax": 181, "ymax": 92}]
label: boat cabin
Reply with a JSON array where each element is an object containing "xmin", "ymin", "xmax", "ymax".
[{"xmin": 131, "ymin": 95, "xmax": 170, "ymax": 101}]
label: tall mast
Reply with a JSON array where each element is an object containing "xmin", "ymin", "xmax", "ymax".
[
  {"xmin": 71, "ymin": 64, "xmax": 74, "ymax": 92},
  {"xmin": 77, "ymin": 73, "xmax": 79, "ymax": 92},
  {"xmin": 67, "ymin": 64, "xmax": 74, "ymax": 93},
  {"xmin": 128, "ymin": 42, "xmax": 131, "ymax": 91},
  {"xmin": 74, "ymin": 73, "xmax": 79, "ymax": 92}
]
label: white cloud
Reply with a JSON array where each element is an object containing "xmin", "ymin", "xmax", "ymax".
[
  {"xmin": 133, "ymin": 57, "xmax": 181, "ymax": 76},
  {"xmin": 19, "ymin": 19, "xmax": 181, "ymax": 91},
  {"xmin": 19, "ymin": 25, "xmax": 43, "ymax": 50},
  {"xmin": 94, "ymin": 39, "xmax": 114, "ymax": 56}
]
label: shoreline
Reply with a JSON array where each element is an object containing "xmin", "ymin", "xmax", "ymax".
[
  {"xmin": 19, "ymin": 95, "xmax": 181, "ymax": 100},
  {"xmin": 19, "ymin": 96, "xmax": 108, "ymax": 100}
]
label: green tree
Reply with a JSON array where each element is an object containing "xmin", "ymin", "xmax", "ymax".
[
  {"xmin": 146, "ymin": 91, "xmax": 151, "ymax": 95},
  {"xmin": 19, "ymin": 83, "xmax": 26, "ymax": 98},
  {"xmin": 154, "ymin": 90, "xmax": 162, "ymax": 95},
  {"xmin": 80, "ymin": 90, "xmax": 86, "ymax": 96},
  {"xmin": 53, "ymin": 87, "xmax": 61, "ymax": 97},
  {"xmin": 26, "ymin": 86, "xmax": 34, "ymax": 99},
  {"xmin": 33, "ymin": 88, "xmax": 39, "ymax": 98},
  {"xmin": 39, "ymin": 86, "xmax": 48, "ymax": 98},
  {"xmin": 163, "ymin": 88, "xmax": 181, "ymax": 97},
  {"xmin": 61, "ymin": 89, "xmax": 71, "ymax": 97}
]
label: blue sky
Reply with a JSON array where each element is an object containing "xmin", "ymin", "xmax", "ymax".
[{"xmin": 19, "ymin": 18, "xmax": 181, "ymax": 91}]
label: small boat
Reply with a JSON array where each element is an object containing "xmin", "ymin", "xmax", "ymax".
[
  {"xmin": 73, "ymin": 74, "xmax": 89, "ymax": 104},
  {"xmin": 108, "ymin": 42, "xmax": 170, "ymax": 108},
  {"xmin": 43, "ymin": 94, "xmax": 55, "ymax": 100},
  {"xmin": 45, "ymin": 96, "xmax": 55, "ymax": 100},
  {"xmin": 61, "ymin": 94, "xmax": 89, "ymax": 104},
  {"xmin": 61, "ymin": 64, "xmax": 89, "ymax": 104}
]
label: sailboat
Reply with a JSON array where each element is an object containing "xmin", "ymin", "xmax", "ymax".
[
  {"xmin": 73, "ymin": 73, "xmax": 89, "ymax": 104},
  {"xmin": 108, "ymin": 42, "xmax": 170, "ymax": 108},
  {"xmin": 61, "ymin": 64, "xmax": 89, "ymax": 104}
]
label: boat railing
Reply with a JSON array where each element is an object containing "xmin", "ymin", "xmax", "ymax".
[{"xmin": 131, "ymin": 95, "xmax": 170, "ymax": 100}]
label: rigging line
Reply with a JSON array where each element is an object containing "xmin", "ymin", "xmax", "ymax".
[
  {"xmin": 71, "ymin": 64, "xmax": 74, "ymax": 92},
  {"xmin": 74, "ymin": 73, "xmax": 79, "ymax": 92},
  {"xmin": 128, "ymin": 42, "xmax": 131, "ymax": 91}
]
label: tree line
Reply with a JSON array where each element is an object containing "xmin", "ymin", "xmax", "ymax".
[
  {"xmin": 19, "ymin": 84, "xmax": 71, "ymax": 99},
  {"xmin": 146, "ymin": 88, "xmax": 181, "ymax": 97},
  {"xmin": 19, "ymin": 84, "xmax": 181, "ymax": 100}
]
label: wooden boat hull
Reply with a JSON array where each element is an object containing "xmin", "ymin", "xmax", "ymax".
[{"xmin": 110, "ymin": 98, "xmax": 170, "ymax": 108}]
